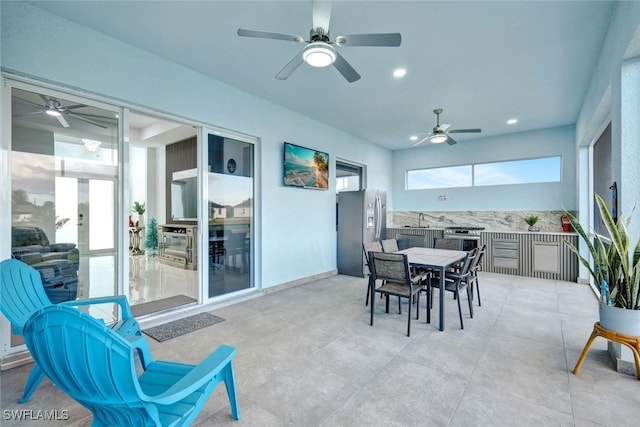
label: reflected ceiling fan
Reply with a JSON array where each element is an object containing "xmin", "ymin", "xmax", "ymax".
[
  {"xmin": 412, "ymin": 108, "xmax": 482, "ymax": 146},
  {"xmin": 237, "ymin": 0, "xmax": 401, "ymax": 82},
  {"xmin": 13, "ymin": 94, "xmax": 111, "ymax": 129}
]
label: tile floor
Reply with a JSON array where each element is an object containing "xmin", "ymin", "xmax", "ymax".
[{"xmin": 2, "ymin": 272, "xmax": 639, "ymax": 426}]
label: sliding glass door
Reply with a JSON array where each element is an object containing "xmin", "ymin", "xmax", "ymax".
[
  {"xmin": 7, "ymin": 85, "xmax": 120, "ymax": 350},
  {"xmin": 206, "ymin": 132, "xmax": 254, "ymax": 297}
]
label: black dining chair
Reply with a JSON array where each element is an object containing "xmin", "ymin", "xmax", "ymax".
[
  {"xmin": 422, "ymin": 248, "xmax": 476, "ymax": 329},
  {"xmin": 433, "ymin": 238, "xmax": 463, "ymax": 250},
  {"xmin": 369, "ymin": 251, "xmax": 428, "ymax": 337},
  {"xmin": 469, "ymin": 243, "xmax": 486, "ymax": 306},
  {"xmin": 381, "ymin": 238, "xmax": 399, "ymax": 253}
]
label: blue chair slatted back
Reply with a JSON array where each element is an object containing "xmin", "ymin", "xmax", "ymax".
[
  {"xmin": 0, "ymin": 259, "xmax": 51, "ymax": 335},
  {"xmin": 23, "ymin": 305, "xmax": 240, "ymax": 426}
]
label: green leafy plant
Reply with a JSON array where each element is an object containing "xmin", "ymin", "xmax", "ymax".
[
  {"xmin": 564, "ymin": 193, "xmax": 640, "ymax": 310},
  {"xmin": 524, "ymin": 215, "xmax": 539, "ymax": 227},
  {"xmin": 132, "ymin": 201, "xmax": 146, "ymax": 215}
]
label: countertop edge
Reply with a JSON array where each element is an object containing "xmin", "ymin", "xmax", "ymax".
[{"xmin": 389, "ymin": 227, "xmax": 578, "ymax": 237}]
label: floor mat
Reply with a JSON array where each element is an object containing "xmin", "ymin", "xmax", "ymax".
[
  {"xmin": 143, "ymin": 312, "xmax": 225, "ymax": 342},
  {"xmin": 131, "ymin": 295, "xmax": 196, "ymax": 317}
]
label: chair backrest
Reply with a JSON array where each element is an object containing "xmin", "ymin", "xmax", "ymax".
[
  {"xmin": 369, "ymin": 251, "xmax": 410, "ymax": 285},
  {"xmin": 433, "ymin": 238, "xmax": 463, "ymax": 250},
  {"xmin": 23, "ymin": 305, "xmax": 155, "ymax": 425},
  {"xmin": 459, "ymin": 248, "xmax": 478, "ymax": 278},
  {"xmin": 363, "ymin": 241, "xmax": 383, "ymax": 274},
  {"xmin": 380, "ymin": 238, "xmax": 399, "ymax": 253},
  {"xmin": 473, "ymin": 244, "xmax": 487, "ymax": 271},
  {"xmin": 0, "ymin": 259, "xmax": 52, "ymax": 333}
]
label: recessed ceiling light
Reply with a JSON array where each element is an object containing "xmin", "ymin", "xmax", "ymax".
[
  {"xmin": 393, "ymin": 68, "xmax": 407, "ymax": 78},
  {"xmin": 409, "ymin": 135, "xmax": 418, "ymax": 141},
  {"xmin": 507, "ymin": 118, "xmax": 518, "ymax": 125}
]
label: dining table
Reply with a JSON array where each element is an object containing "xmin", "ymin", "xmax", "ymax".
[{"xmin": 394, "ymin": 246, "xmax": 468, "ymax": 331}]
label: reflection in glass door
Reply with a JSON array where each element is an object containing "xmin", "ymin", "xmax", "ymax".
[
  {"xmin": 207, "ymin": 133, "xmax": 254, "ymax": 297},
  {"xmin": 9, "ymin": 86, "xmax": 119, "ymax": 331}
]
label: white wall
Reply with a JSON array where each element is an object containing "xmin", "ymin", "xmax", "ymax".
[
  {"xmin": 1, "ymin": 2, "xmax": 393, "ymax": 288},
  {"xmin": 576, "ymin": 1, "xmax": 640, "ymax": 242},
  {"xmin": 391, "ymin": 125, "xmax": 576, "ymax": 211}
]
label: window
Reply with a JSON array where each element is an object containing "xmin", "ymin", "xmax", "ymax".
[
  {"xmin": 407, "ymin": 165, "xmax": 472, "ymax": 190},
  {"xmin": 407, "ymin": 156, "xmax": 561, "ymax": 190},
  {"xmin": 475, "ymin": 157, "xmax": 561, "ymax": 186},
  {"xmin": 336, "ymin": 160, "xmax": 362, "ymax": 192}
]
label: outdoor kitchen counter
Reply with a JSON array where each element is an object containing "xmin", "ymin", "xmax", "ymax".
[{"xmin": 387, "ymin": 227, "xmax": 580, "ymax": 282}]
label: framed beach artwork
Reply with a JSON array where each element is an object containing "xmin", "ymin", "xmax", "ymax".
[{"xmin": 283, "ymin": 142, "xmax": 329, "ymax": 190}]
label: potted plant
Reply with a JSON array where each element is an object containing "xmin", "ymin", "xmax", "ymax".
[
  {"xmin": 524, "ymin": 215, "xmax": 540, "ymax": 232},
  {"xmin": 564, "ymin": 193, "xmax": 640, "ymax": 336},
  {"xmin": 132, "ymin": 201, "xmax": 146, "ymax": 227}
]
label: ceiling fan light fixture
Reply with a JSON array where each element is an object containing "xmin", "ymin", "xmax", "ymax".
[
  {"xmin": 46, "ymin": 109, "xmax": 61, "ymax": 117},
  {"xmin": 303, "ymin": 43, "xmax": 336, "ymax": 67},
  {"xmin": 429, "ymin": 134, "xmax": 448, "ymax": 144}
]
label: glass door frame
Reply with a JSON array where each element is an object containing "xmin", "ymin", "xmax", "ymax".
[
  {"xmin": 0, "ymin": 75, "xmax": 126, "ymax": 362},
  {"xmin": 197, "ymin": 126, "xmax": 261, "ymax": 303}
]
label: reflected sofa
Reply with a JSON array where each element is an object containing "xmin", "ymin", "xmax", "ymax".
[{"xmin": 11, "ymin": 226, "xmax": 79, "ymax": 303}]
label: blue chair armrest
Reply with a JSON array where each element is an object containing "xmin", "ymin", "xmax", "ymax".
[
  {"xmin": 142, "ymin": 345, "xmax": 236, "ymax": 405},
  {"xmin": 59, "ymin": 295, "xmax": 134, "ymax": 318}
]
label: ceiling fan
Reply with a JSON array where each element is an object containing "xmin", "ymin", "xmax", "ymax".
[
  {"xmin": 237, "ymin": 0, "xmax": 401, "ymax": 82},
  {"xmin": 412, "ymin": 108, "xmax": 482, "ymax": 146},
  {"xmin": 13, "ymin": 94, "xmax": 111, "ymax": 129}
]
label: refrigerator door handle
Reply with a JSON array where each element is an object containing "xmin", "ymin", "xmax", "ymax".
[{"xmin": 375, "ymin": 194, "xmax": 381, "ymax": 239}]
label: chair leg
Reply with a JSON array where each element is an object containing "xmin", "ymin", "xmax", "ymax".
[
  {"xmin": 398, "ymin": 297, "xmax": 402, "ymax": 315},
  {"xmin": 365, "ymin": 276, "xmax": 371, "ymax": 306},
  {"xmin": 425, "ymin": 287, "xmax": 431, "ymax": 324},
  {"xmin": 466, "ymin": 286, "xmax": 474, "ymax": 318},
  {"xmin": 406, "ymin": 297, "xmax": 412, "ymax": 337},
  {"xmin": 476, "ymin": 276, "xmax": 482, "ymax": 306},
  {"xmin": 19, "ymin": 364, "xmax": 46, "ymax": 403},
  {"xmin": 455, "ymin": 289, "xmax": 464, "ymax": 329},
  {"xmin": 223, "ymin": 361, "xmax": 241, "ymax": 420}
]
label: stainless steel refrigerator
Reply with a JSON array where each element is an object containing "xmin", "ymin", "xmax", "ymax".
[{"xmin": 337, "ymin": 189, "xmax": 387, "ymax": 277}]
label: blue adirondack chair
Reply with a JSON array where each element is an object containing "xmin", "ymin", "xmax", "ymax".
[
  {"xmin": 0, "ymin": 258, "xmax": 152, "ymax": 403},
  {"xmin": 23, "ymin": 305, "xmax": 241, "ymax": 426}
]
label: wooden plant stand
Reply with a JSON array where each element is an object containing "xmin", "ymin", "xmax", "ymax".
[{"xmin": 573, "ymin": 322, "xmax": 640, "ymax": 379}]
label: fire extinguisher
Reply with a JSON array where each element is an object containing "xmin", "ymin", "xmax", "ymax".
[{"xmin": 561, "ymin": 214, "xmax": 571, "ymax": 232}]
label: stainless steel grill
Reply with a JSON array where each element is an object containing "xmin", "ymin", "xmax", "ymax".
[{"xmin": 443, "ymin": 226, "xmax": 485, "ymax": 240}]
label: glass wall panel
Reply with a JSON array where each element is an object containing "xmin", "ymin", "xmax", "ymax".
[
  {"xmin": 207, "ymin": 134, "xmax": 254, "ymax": 297},
  {"xmin": 10, "ymin": 87, "xmax": 119, "ymax": 338}
]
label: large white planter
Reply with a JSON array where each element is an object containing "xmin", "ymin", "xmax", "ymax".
[{"xmin": 599, "ymin": 303, "xmax": 640, "ymax": 336}]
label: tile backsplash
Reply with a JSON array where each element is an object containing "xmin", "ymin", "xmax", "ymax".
[{"xmin": 390, "ymin": 210, "xmax": 575, "ymax": 233}]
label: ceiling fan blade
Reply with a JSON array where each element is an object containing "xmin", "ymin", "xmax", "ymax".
[
  {"xmin": 412, "ymin": 135, "xmax": 430, "ymax": 147},
  {"xmin": 312, "ymin": 0, "xmax": 332, "ymax": 33},
  {"xmin": 440, "ymin": 124, "xmax": 452, "ymax": 132},
  {"xmin": 64, "ymin": 104, "xmax": 88, "ymax": 110},
  {"xmin": 275, "ymin": 51, "xmax": 306, "ymax": 80},
  {"xmin": 333, "ymin": 52, "xmax": 361, "ymax": 82},
  {"xmin": 335, "ymin": 33, "xmax": 401, "ymax": 47},
  {"xmin": 449, "ymin": 128, "xmax": 482, "ymax": 133},
  {"xmin": 14, "ymin": 96, "xmax": 46, "ymax": 109},
  {"xmin": 446, "ymin": 136, "xmax": 458, "ymax": 145},
  {"xmin": 67, "ymin": 112, "xmax": 108, "ymax": 128},
  {"xmin": 55, "ymin": 114, "xmax": 70, "ymax": 128},
  {"xmin": 237, "ymin": 28, "xmax": 305, "ymax": 43}
]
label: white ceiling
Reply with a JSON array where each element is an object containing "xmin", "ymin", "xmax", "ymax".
[{"xmin": 28, "ymin": 1, "xmax": 615, "ymax": 151}]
